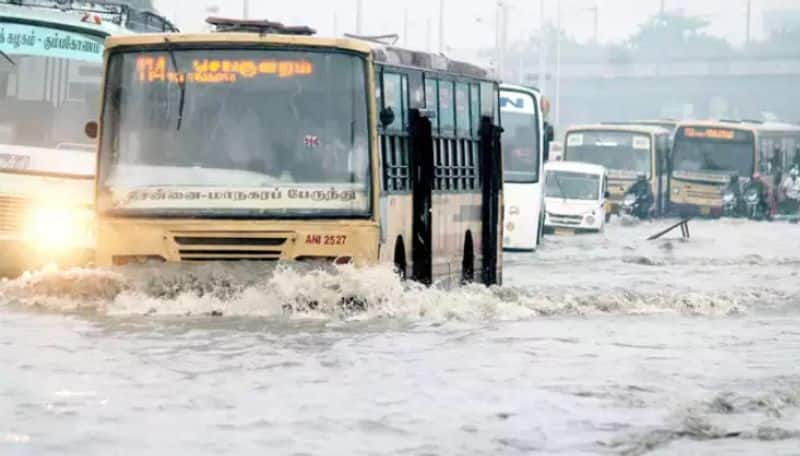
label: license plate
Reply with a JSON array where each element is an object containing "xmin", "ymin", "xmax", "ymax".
[
  {"xmin": 700, "ymin": 206, "xmax": 711, "ymax": 216},
  {"xmin": 555, "ymin": 228, "xmax": 575, "ymax": 236},
  {"xmin": 0, "ymin": 153, "xmax": 31, "ymax": 170}
]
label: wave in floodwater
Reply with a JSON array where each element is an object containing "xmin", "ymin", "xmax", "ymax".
[
  {"xmin": 0, "ymin": 261, "xmax": 794, "ymax": 321},
  {"xmin": 606, "ymin": 378, "xmax": 800, "ymax": 456}
]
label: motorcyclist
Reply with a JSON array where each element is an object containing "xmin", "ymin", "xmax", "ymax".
[
  {"xmin": 722, "ymin": 174, "xmax": 742, "ymax": 216},
  {"xmin": 779, "ymin": 166, "xmax": 800, "ymax": 214},
  {"xmin": 745, "ymin": 173, "xmax": 771, "ymax": 220},
  {"xmin": 625, "ymin": 173, "xmax": 654, "ymax": 219}
]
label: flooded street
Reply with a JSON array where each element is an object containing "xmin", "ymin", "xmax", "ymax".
[{"xmin": 2, "ymin": 219, "xmax": 799, "ymax": 455}]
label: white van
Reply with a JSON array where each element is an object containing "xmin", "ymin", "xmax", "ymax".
[{"xmin": 543, "ymin": 161, "xmax": 608, "ymax": 233}]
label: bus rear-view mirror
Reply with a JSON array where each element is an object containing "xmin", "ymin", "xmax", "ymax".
[
  {"xmin": 85, "ymin": 121, "xmax": 98, "ymax": 140},
  {"xmin": 379, "ymin": 107, "xmax": 396, "ymax": 127}
]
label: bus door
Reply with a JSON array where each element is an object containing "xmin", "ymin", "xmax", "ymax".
[
  {"xmin": 409, "ymin": 108, "xmax": 434, "ymax": 285},
  {"xmin": 655, "ymin": 133, "xmax": 670, "ymax": 216},
  {"xmin": 479, "ymin": 115, "xmax": 502, "ymax": 285}
]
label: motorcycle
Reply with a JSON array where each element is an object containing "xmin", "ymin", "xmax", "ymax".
[
  {"xmin": 721, "ymin": 176, "xmax": 744, "ymax": 218},
  {"xmin": 742, "ymin": 178, "xmax": 771, "ymax": 221},
  {"xmin": 621, "ymin": 180, "xmax": 653, "ymax": 220}
]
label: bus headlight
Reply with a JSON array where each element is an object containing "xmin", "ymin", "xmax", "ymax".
[
  {"xmin": 25, "ymin": 206, "xmax": 93, "ymax": 249},
  {"xmin": 585, "ymin": 214, "xmax": 596, "ymax": 225}
]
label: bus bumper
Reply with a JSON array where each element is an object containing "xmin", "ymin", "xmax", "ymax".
[
  {"xmin": 0, "ymin": 239, "xmax": 94, "ymax": 278},
  {"xmin": 95, "ymin": 218, "xmax": 380, "ymax": 268}
]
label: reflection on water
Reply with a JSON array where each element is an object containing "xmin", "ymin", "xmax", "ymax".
[{"xmin": 1, "ymin": 218, "xmax": 799, "ymax": 454}]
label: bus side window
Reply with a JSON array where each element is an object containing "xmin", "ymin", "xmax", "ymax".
[
  {"xmin": 479, "ymin": 82, "xmax": 495, "ymax": 120},
  {"xmin": 424, "ymin": 77, "xmax": 439, "ymax": 133},
  {"xmin": 455, "ymin": 82, "xmax": 470, "ymax": 137},
  {"xmin": 382, "ymin": 72, "xmax": 407, "ymax": 131},
  {"xmin": 469, "ymin": 84, "xmax": 481, "ymax": 137},
  {"xmin": 438, "ymin": 80, "xmax": 455, "ymax": 136}
]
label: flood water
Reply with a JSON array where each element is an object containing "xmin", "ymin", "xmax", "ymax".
[{"xmin": 1, "ymin": 218, "xmax": 799, "ymax": 455}]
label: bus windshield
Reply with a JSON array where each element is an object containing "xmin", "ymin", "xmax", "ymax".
[
  {"xmin": 565, "ymin": 131, "xmax": 651, "ymax": 177},
  {"xmin": 545, "ymin": 170, "xmax": 600, "ymax": 201},
  {"xmin": 0, "ymin": 22, "xmax": 104, "ymax": 173},
  {"xmin": 672, "ymin": 128, "xmax": 755, "ymax": 179},
  {"xmin": 500, "ymin": 91, "xmax": 539, "ymax": 183},
  {"xmin": 98, "ymin": 48, "xmax": 371, "ymax": 218}
]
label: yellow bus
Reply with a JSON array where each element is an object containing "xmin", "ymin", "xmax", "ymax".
[
  {"xmin": 563, "ymin": 124, "xmax": 672, "ymax": 217},
  {"xmin": 671, "ymin": 121, "xmax": 800, "ymax": 217},
  {"xmin": 90, "ymin": 19, "xmax": 504, "ymax": 286}
]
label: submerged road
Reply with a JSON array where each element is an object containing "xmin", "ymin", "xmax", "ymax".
[{"xmin": 1, "ymin": 218, "xmax": 799, "ymax": 455}]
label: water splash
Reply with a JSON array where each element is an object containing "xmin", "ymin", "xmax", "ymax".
[{"xmin": 0, "ymin": 260, "xmax": 792, "ymax": 321}]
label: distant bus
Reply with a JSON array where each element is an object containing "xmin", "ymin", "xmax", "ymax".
[
  {"xmin": 0, "ymin": 0, "xmax": 176, "ymax": 276},
  {"xmin": 500, "ymin": 84, "xmax": 544, "ymax": 251},
  {"xmin": 563, "ymin": 124, "xmax": 672, "ymax": 218},
  {"xmin": 671, "ymin": 120, "xmax": 800, "ymax": 217},
  {"xmin": 92, "ymin": 19, "xmax": 505, "ymax": 286}
]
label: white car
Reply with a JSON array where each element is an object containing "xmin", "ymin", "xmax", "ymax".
[{"xmin": 543, "ymin": 161, "xmax": 608, "ymax": 233}]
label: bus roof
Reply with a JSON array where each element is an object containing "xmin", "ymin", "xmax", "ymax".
[
  {"xmin": 0, "ymin": 0, "xmax": 177, "ymax": 35},
  {"xmin": 500, "ymin": 83, "xmax": 541, "ymax": 95},
  {"xmin": 545, "ymin": 160, "xmax": 606, "ymax": 175},
  {"xmin": 602, "ymin": 120, "xmax": 678, "ymax": 130},
  {"xmin": 0, "ymin": 2, "xmax": 127, "ymax": 35},
  {"xmin": 106, "ymin": 32, "xmax": 373, "ymax": 55},
  {"xmin": 566, "ymin": 124, "xmax": 670, "ymax": 136},
  {"xmin": 106, "ymin": 30, "xmax": 494, "ymax": 81},
  {"xmin": 676, "ymin": 120, "xmax": 800, "ymax": 134}
]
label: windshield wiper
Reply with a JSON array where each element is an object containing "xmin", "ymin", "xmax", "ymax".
[
  {"xmin": 163, "ymin": 37, "xmax": 186, "ymax": 131},
  {"xmin": 0, "ymin": 49, "xmax": 15, "ymax": 67}
]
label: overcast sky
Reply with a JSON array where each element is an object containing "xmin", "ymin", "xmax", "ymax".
[{"xmin": 155, "ymin": 0, "xmax": 799, "ymax": 52}]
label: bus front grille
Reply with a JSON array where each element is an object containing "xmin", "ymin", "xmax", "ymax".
[
  {"xmin": 548, "ymin": 213, "xmax": 583, "ymax": 226},
  {"xmin": 172, "ymin": 233, "xmax": 292, "ymax": 262},
  {"xmin": 687, "ymin": 191, "xmax": 720, "ymax": 201},
  {"xmin": 0, "ymin": 196, "xmax": 30, "ymax": 235}
]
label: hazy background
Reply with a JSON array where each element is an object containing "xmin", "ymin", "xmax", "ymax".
[
  {"xmin": 147, "ymin": 0, "xmax": 800, "ymax": 129},
  {"xmin": 154, "ymin": 0, "xmax": 800, "ymax": 49}
]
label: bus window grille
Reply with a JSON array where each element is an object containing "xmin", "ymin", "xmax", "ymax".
[{"xmin": 381, "ymin": 134, "xmax": 410, "ymax": 192}]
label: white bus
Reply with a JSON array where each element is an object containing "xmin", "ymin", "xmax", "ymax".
[
  {"xmin": 500, "ymin": 84, "xmax": 545, "ymax": 251},
  {"xmin": 0, "ymin": 0, "xmax": 175, "ymax": 276}
]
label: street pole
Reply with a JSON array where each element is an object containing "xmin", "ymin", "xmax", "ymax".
[
  {"xmin": 500, "ymin": 2, "xmax": 509, "ymax": 78},
  {"xmin": 426, "ymin": 18, "xmax": 432, "ymax": 52},
  {"xmin": 495, "ymin": 2, "xmax": 502, "ymax": 75},
  {"xmin": 333, "ymin": 12, "xmax": 339, "ymax": 37},
  {"xmin": 537, "ymin": 0, "xmax": 546, "ymax": 94},
  {"xmin": 439, "ymin": 0, "xmax": 445, "ymax": 53},
  {"xmin": 403, "ymin": 9, "xmax": 409, "ymax": 47},
  {"xmin": 356, "ymin": 0, "xmax": 363, "ymax": 35},
  {"xmin": 745, "ymin": 0, "xmax": 752, "ymax": 45},
  {"xmin": 660, "ymin": 0, "xmax": 665, "ymax": 16},
  {"xmin": 592, "ymin": 3, "xmax": 599, "ymax": 45},
  {"xmin": 242, "ymin": 0, "xmax": 249, "ymax": 19},
  {"xmin": 555, "ymin": 0, "xmax": 562, "ymax": 127}
]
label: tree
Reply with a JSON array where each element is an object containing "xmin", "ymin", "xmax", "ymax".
[{"xmin": 627, "ymin": 13, "xmax": 734, "ymax": 59}]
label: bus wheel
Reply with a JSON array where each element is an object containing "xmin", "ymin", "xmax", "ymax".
[
  {"xmin": 461, "ymin": 231, "xmax": 475, "ymax": 284},
  {"xmin": 393, "ymin": 236, "xmax": 407, "ymax": 280}
]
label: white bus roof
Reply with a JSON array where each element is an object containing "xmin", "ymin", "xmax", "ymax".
[
  {"xmin": 500, "ymin": 83, "xmax": 541, "ymax": 95},
  {"xmin": 545, "ymin": 161, "xmax": 606, "ymax": 175},
  {"xmin": 566, "ymin": 123, "xmax": 670, "ymax": 136}
]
